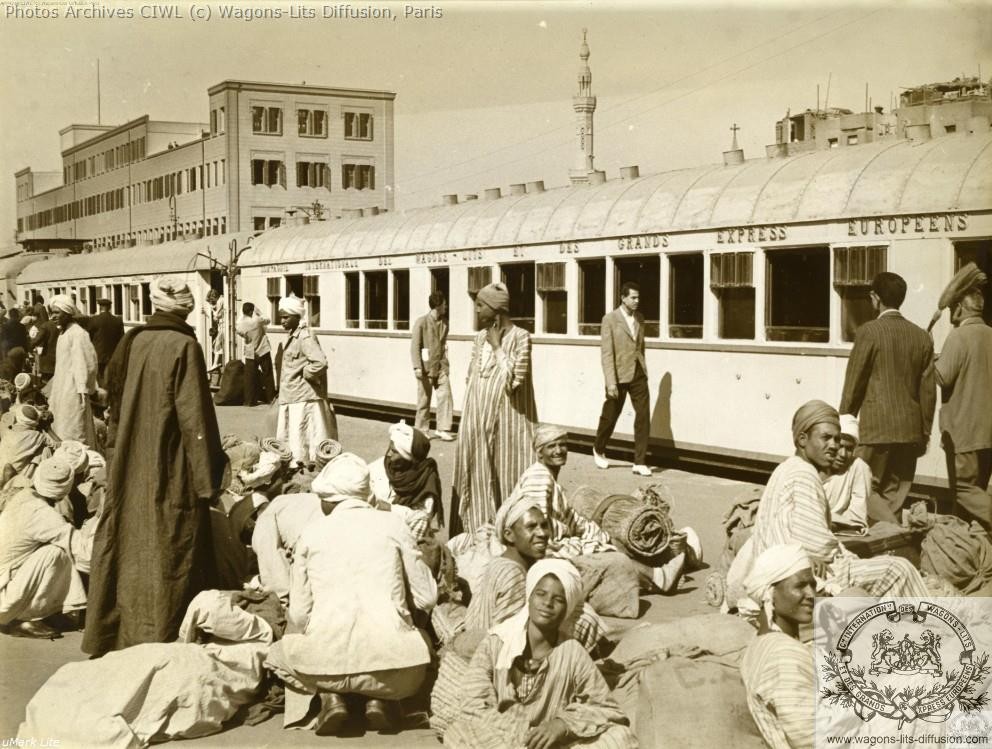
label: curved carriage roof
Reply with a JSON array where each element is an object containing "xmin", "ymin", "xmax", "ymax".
[
  {"xmin": 17, "ymin": 233, "xmax": 255, "ymax": 285},
  {"xmin": 241, "ymin": 133, "xmax": 992, "ymax": 267}
]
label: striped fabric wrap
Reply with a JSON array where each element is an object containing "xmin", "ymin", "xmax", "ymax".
[{"xmin": 570, "ymin": 485, "xmax": 674, "ymax": 562}]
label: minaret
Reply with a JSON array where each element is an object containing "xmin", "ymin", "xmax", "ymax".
[{"xmin": 569, "ymin": 29, "xmax": 597, "ymax": 186}]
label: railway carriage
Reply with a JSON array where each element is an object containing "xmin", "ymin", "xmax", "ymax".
[{"xmin": 238, "ymin": 132, "xmax": 992, "ymax": 493}]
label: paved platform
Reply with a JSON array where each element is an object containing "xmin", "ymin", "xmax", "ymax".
[{"xmin": 1, "ymin": 407, "xmax": 760, "ymax": 746}]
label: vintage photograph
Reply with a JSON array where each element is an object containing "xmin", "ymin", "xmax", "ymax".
[{"xmin": 1, "ymin": 0, "xmax": 990, "ymax": 746}]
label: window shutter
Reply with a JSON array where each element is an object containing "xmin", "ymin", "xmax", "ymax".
[
  {"xmin": 834, "ymin": 246, "xmax": 886, "ymax": 286},
  {"xmin": 536, "ymin": 262, "xmax": 566, "ymax": 292},
  {"xmin": 266, "ymin": 277, "xmax": 281, "ymax": 297},
  {"xmin": 710, "ymin": 252, "xmax": 753, "ymax": 288},
  {"xmin": 278, "ymin": 162, "xmax": 287, "ymax": 188},
  {"xmin": 323, "ymin": 164, "xmax": 332, "ymax": 191},
  {"xmin": 368, "ymin": 166, "xmax": 376, "ymax": 190},
  {"xmin": 303, "ymin": 276, "xmax": 319, "ymax": 296},
  {"xmin": 467, "ymin": 266, "xmax": 492, "ymax": 294}
]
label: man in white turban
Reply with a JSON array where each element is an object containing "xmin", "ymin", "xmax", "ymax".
[
  {"xmin": 265, "ymin": 452, "xmax": 435, "ymax": 736},
  {"xmin": 47, "ymin": 294, "xmax": 99, "ymax": 448},
  {"xmin": 85, "ymin": 276, "xmax": 227, "ymax": 657},
  {"xmin": 740, "ymin": 544, "xmax": 815, "ymax": 749},
  {"xmin": 275, "ymin": 294, "xmax": 336, "ymax": 469},
  {"xmin": 0, "ymin": 458, "xmax": 90, "ymax": 639},
  {"xmin": 824, "ymin": 414, "xmax": 871, "ymax": 531}
]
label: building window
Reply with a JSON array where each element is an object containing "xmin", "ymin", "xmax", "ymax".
[
  {"xmin": 578, "ymin": 259, "xmax": 605, "ymax": 336},
  {"xmin": 834, "ymin": 245, "xmax": 887, "ymax": 341},
  {"xmin": 430, "ymin": 267, "xmax": 449, "ymax": 302},
  {"xmin": 846, "ymin": 133, "xmax": 859, "ymax": 145},
  {"xmin": 344, "ymin": 112, "xmax": 373, "ymax": 140},
  {"xmin": 766, "ymin": 247, "xmax": 830, "ymax": 342},
  {"xmin": 298, "ymin": 109, "xmax": 327, "ymax": 137},
  {"xmin": 710, "ymin": 252, "xmax": 755, "ymax": 340},
  {"xmin": 296, "ymin": 161, "xmax": 329, "ymax": 188},
  {"xmin": 393, "ymin": 270, "xmax": 410, "ymax": 330},
  {"xmin": 945, "ymin": 124, "xmax": 957, "ymax": 134},
  {"xmin": 342, "ymin": 163, "xmax": 375, "ymax": 190},
  {"xmin": 501, "ymin": 263, "xmax": 536, "ymax": 333},
  {"xmin": 345, "ymin": 272, "xmax": 360, "ymax": 328},
  {"xmin": 210, "ymin": 109, "xmax": 218, "ymax": 135},
  {"xmin": 112, "ymin": 284, "xmax": 124, "ymax": 316},
  {"xmin": 364, "ymin": 271, "xmax": 388, "ymax": 329},
  {"xmin": 615, "ymin": 256, "xmax": 660, "ymax": 338},
  {"xmin": 304, "ymin": 275, "xmax": 320, "ymax": 328},
  {"xmin": 141, "ymin": 283, "xmax": 153, "ymax": 317},
  {"xmin": 266, "ymin": 277, "xmax": 281, "ymax": 321},
  {"xmin": 537, "ymin": 262, "xmax": 567, "ymax": 334},
  {"xmin": 254, "ymin": 217, "xmax": 267, "ymax": 232},
  {"xmin": 828, "ymin": 138, "xmax": 839, "ymax": 148},
  {"xmin": 668, "ymin": 254, "xmax": 703, "ymax": 339},
  {"xmin": 954, "ymin": 239, "xmax": 992, "ymax": 324},
  {"xmin": 251, "ymin": 159, "xmax": 286, "ymax": 187},
  {"xmin": 251, "ymin": 105, "xmax": 282, "ymax": 135}
]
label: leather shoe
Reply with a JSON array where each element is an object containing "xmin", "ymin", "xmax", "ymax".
[
  {"xmin": 7, "ymin": 620, "xmax": 62, "ymax": 639},
  {"xmin": 364, "ymin": 698, "xmax": 395, "ymax": 732},
  {"xmin": 631, "ymin": 464, "xmax": 653, "ymax": 477},
  {"xmin": 314, "ymin": 692, "xmax": 348, "ymax": 736}
]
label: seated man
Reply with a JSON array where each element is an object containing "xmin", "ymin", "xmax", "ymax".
[
  {"xmin": 513, "ymin": 424, "xmax": 697, "ymax": 594},
  {"xmin": 741, "ymin": 400, "xmax": 927, "ymax": 600},
  {"xmin": 368, "ymin": 421, "xmax": 442, "ymax": 543},
  {"xmin": 265, "ymin": 453, "xmax": 437, "ymax": 736},
  {"xmin": 824, "ymin": 415, "xmax": 871, "ymax": 532},
  {"xmin": 0, "ymin": 458, "xmax": 91, "ymax": 638},
  {"xmin": 0, "ymin": 404, "xmax": 56, "ymax": 491},
  {"xmin": 251, "ymin": 490, "xmax": 324, "ymax": 604},
  {"xmin": 51, "ymin": 440, "xmax": 91, "ymax": 528}
]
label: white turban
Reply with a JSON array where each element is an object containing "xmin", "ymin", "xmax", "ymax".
[
  {"xmin": 494, "ymin": 488, "xmax": 545, "ymax": 542},
  {"xmin": 310, "ymin": 452, "xmax": 370, "ymax": 503},
  {"xmin": 53, "ymin": 440, "xmax": 89, "ymax": 476},
  {"xmin": 492, "ymin": 558, "xmax": 585, "ymax": 670},
  {"xmin": 839, "ymin": 414, "xmax": 859, "ymax": 443},
  {"xmin": 389, "ymin": 421, "xmax": 415, "ymax": 461},
  {"xmin": 14, "ymin": 404, "xmax": 40, "ymax": 428},
  {"xmin": 744, "ymin": 544, "xmax": 811, "ymax": 628},
  {"xmin": 278, "ymin": 295, "xmax": 305, "ymax": 317},
  {"xmin": 33, "ymin": 457, "xmax": 75, "ymax": 500},
  {"xmin": 151, "ymin": 278, "xmax": 195, "ymax": 314},
  {"xmin": 49, "ymin": 294, "xmax": 81, "ymax": 317},
  {"xmin": 14, "ymin": 373, "xmax": 32, "ymax": 392}
]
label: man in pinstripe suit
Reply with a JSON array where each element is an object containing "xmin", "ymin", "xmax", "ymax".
[{"xmin": 840, "ymin": 272, "xmax": 936, "ymax": 525}]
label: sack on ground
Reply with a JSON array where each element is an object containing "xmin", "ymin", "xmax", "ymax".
[
  {"xmin": 921, "ymin": 515, "xmax": 992, "ymax": 594},
  {"xmin": 570, "ymin": 551, "xmax": 641, "ymax": 619},
  {"xmin": 213, "ymin": 361, "xmax": 245, "ymax": 406},
  {"xmin": 611, "ymin": 612, "xmax": 755, "ymax": 666}
]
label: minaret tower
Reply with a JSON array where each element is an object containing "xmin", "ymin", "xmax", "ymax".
[{"xmin": 569, "ymin": 29, "xmax": 597, "ymax": 186}]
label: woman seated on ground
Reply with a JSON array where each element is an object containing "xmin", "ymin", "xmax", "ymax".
[
  {"xmin": 443, "ymin": 559, "xmax": 638, "ymax": 749},
  {"xmin": 739, "ymin": 543, "xmax": 815, "ymax": 749}
]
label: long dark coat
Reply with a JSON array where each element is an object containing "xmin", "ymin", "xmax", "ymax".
[{"xmin": 83, "ymin": 313, "xmax": 227, "ymax": 655}]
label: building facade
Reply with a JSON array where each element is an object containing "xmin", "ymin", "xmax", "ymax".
[{"xmin": 14, "ymin": 80, "xmax": 395, "ymax": 251}]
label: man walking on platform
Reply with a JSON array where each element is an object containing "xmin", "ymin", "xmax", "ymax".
[
  {"xmin": 935, "ymin": 278, "xmax": 992, "ymax": 531},
  {"xmin": 237, "ymin": 302, "xmax": 275, "ymax": 406},
  {"xmin": 840, "ymin": 272, "xmax": 935, "ymax": 525},
  {"xmin": 593, "ymin": 282, "xmax": 652, "ymax": 477},
  {"xmin": 410, "ymin": 292, "xmax": 453, "ymax": 440},
  {"xmin": 87, "ymin": 298, "xmax": 125, "ymax": 384}
]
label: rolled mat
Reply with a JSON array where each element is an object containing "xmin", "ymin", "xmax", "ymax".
[
  {"xmin": 314, "ymin": 438, "xmax": 342, "ymax": 469},
  {"xmin": 570, "ymin": 485, "xmax": 674, "ymax": 562},
  {"xmin": 261, "ymin": 438, "xmax": 293, "ymax": 464}
]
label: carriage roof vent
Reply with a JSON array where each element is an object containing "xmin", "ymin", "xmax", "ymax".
[
  {"xmin": 509, "ymin": 183, "xmax": 526, "ymax": 196},
  {"xmin": 442, "ymin": 194, "xmax": 458, "ymax": 205},
  {"xmin": 526, "ymin": 180, "xmax": 545, "ymax": 193},
  {"xmin": 484, "ymin": 188, "xmax": 502, "ymax": 200},
  {"xmin": 620, "ymin": 165, "xmax": 639, "ymax": 180},
  {"xmin": 464, "ymin": 194, "xmax": 478, "ymax": 201},
  {"xmin": 589, "ymin": 170, "xmax": 607, "ymax": 185}
]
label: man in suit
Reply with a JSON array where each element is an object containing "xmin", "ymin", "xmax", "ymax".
[
  {"xmin": 840, "ymin": 272, "xmax": 936, "ymax": 525},
  {"xmin": 593, "ymin": 282, "xmax": 652, "ymax": 476},
  {"xmin": 86, "ymin": 298, "xmax": 125, "ymax": 384},
  {"xmin": 410, "ymin": 292, "xmax": 453, "ymax": 440}
]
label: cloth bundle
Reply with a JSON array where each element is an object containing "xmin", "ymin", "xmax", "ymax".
[
  {"xmin": 920, "ymin": 515, "xmax": 992, "ymax": 596},
  {"xmin": 260, "ymin": 438, "xmax": 293, "ymax": 464},
  {"xmin": 314, "ymin": 438, "xmax": 342, "ymax": 470},
  {"xmin": 570, "ymin": 485, "xmax": 674, "ymax": 562}
]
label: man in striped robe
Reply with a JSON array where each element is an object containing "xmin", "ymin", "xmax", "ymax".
[{"xmin": 743, "ymin": 400, "xmax": 928, "ymax": 601}]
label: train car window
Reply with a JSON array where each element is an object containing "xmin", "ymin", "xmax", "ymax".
[
  {"xmin": 430, "ymin": 268, "xmax": 449, "ymax": 301},
  {"xmin": 834, "ymin": 245, "xmax": 887, "ymax": 341},
  {"xmin": 501, "ymin": 262, "xmax": 536, "ymax": 334},
  {"xmin": 88, "ymin": 286, "xmax": 99, "ymax": 315},
  {"xmin": 766, "ymin": 247, "xmax": 830, "ymax": 343},
  {"xmin": 467, "ymin": 266, "xmax": 492, "ymax": 329},
  {"xmin": 615, "ymin": 256, "xmax": 661, "ymax": 338},
  {"xmin": 267, "ymin": 277, "xmax": 282, "ymax": 322},
  {"xmin": 955, "ymin": 239, "xmax": 992, "ymax": 324},
  {"xmin": 578, "ymin": 259, "xmax": 606, "ymax": 336},
  {"xmin": 269, "ymin": 217, "xmax": 282, "ymax": 229},
  {"xmin": 112, "ymin": 284, "xmax": 124, "ymax": 317},
  {"xmin": 304, "ymin": 276, "xmax": 321, "ymax": 328},
  {"xmin": 393, "ymin": 270, "xmax": 410, "ymax": 331},
  {"xmin": 668, "ymin": 254, "xmax": 703, "ymax": 339},
  {"xmin": 365, "ymin": 271, "xmax": 389, "ymax": 330},
  {"xmin": 711, "ymin": 252, "xmax": 755, "ymax": 340},
  {"xmin": 128, "ymin": 285, "xmax": 141, "ymax": 322},
  {"xmin": 254, "ymin": 217, "xmax": 267, "ymax": 231},
  {"xmin": 345, "ymin": 272, "xmax": 360, "ymax": 329},
  {"xmin": 537, "ymin": 262, "xmax": 567, "ymax": 335},
  {"xmin": 284, "ymin": 275, "xmax": 303, "ymax": 300}
]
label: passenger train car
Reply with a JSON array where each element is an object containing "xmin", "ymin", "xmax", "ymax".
[{"xmin": 17, "ymin": 133, "xmax": 992, "ymax": 494}]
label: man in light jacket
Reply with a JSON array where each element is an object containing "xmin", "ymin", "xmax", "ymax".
[
  {"xmin": 264, "ymin": 453, "xmax": 437, "ymax": 736},
  {"xmin": 593, "ymin": 282, "xmax": 652, "ymax": 476},
  {"xmin": 410, "ymin": 292, "xmax": 453, "ymax": 440},
  {"xmin": 237, "ymin": 302, "xmax": 274, "ymax": 406}
]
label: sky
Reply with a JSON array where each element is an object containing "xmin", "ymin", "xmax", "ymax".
[{"xmin": 1, "ymin": 0, "xmax": 990, "ymax": 248}]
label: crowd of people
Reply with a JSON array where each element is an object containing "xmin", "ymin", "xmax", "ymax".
[{"xmin": 0, "ymin": 263, "xmax": 988, "ymax": 748}]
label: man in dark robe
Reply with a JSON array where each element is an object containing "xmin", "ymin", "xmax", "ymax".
[
  {"xmin": 86, "ymin": 298, "xmax": 125, "ymax": 383},
  {"xmin": 82, "ymin": 278, "xmax": 228, "ymax": 656}
]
